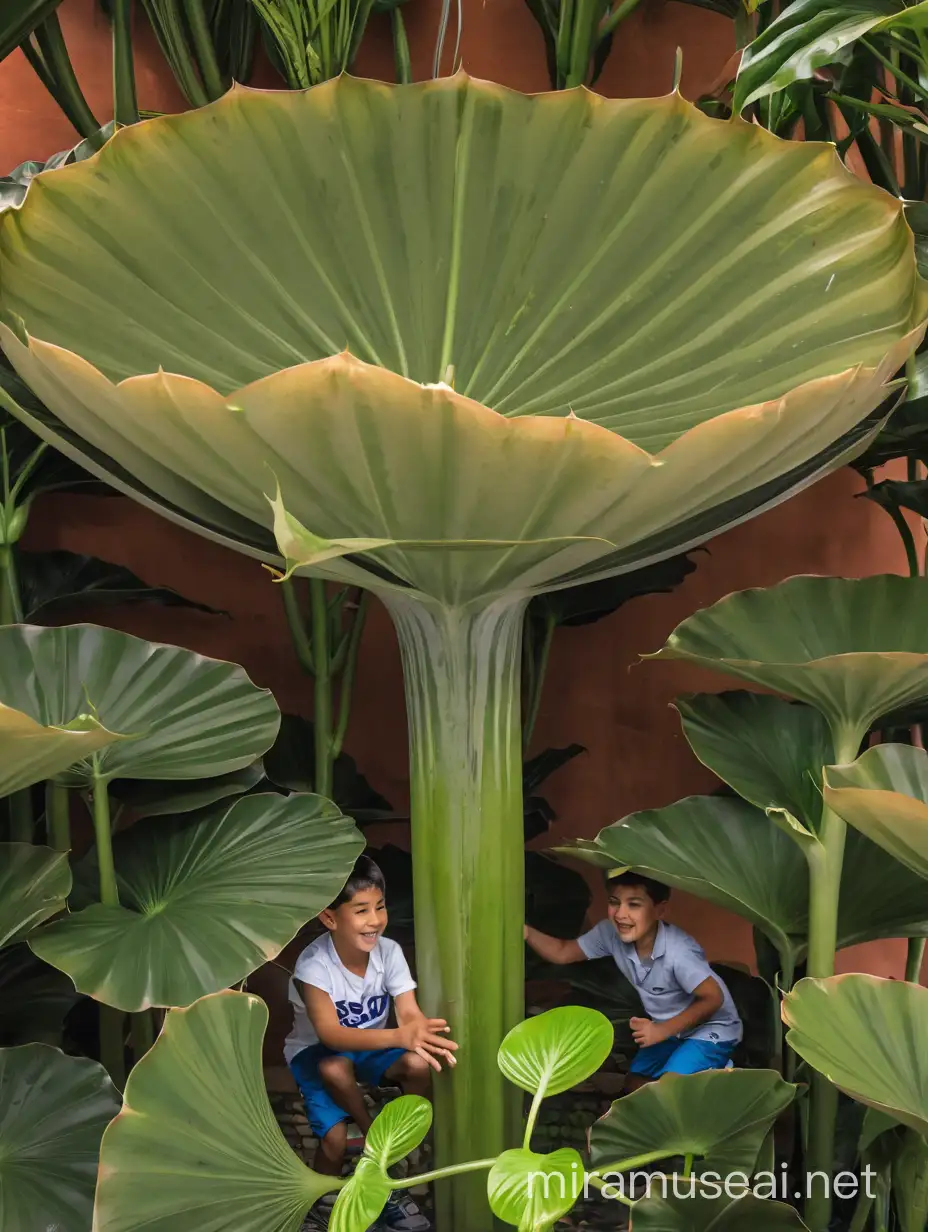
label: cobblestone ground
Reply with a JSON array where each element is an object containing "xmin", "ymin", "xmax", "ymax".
[{"xmin": 268, "ymin": 1060, "xmax": 631, "ymax": 1231}]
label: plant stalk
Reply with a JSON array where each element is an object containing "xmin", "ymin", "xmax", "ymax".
[
  {"xmin": 92, "ymin": 761, "xmax": 126, "ymax": 1087},
  {"xmin": 331, "ymin": 591, "xmax": 368, "ymax": 761},
  {"xmin": 384, "ymin": 593, "xmax": 526, "ymax": 1231},
  {"xmin": 132, "ymin": 1008, "xmax": 155, "ymax": 1060},
  {"xmin": 46, "ymin": 781, "xmax": 71, "ymax": 852},
  {"xmin": 803, "ymin": 724, "xmax": 861, "ymax": 1232},
  {"xmin": 310, "ymin": 578, "xmax": 333, "ymax": 798},
  {"xmin": 0, "ymin": 541, "xmax": 31, "ymax": 841},
  {"xmin": 112, "ymin": 0, "xmax": 140, "ymax": 126},
  {"xmin": 181, "ymin": 0, "xmax": 228, "ymax": 99},
  {"xmin": 906, "ymin": 937, "xmax": 925, "ymax": 983},
  {"xmin": 33, "ymin": 13, "xmax": 103, "ymax": 144}
]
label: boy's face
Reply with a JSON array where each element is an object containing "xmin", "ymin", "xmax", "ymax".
[
  {"xmin": 606, "ymin": 882, "xmax": 665, "ymax": 944},
  {"xmin": 320, "ymin": 885, "xmax": 388, "ymax": 952}
]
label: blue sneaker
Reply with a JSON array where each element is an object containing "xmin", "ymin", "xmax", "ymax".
[{"xmin": 379, "ymin": 1191, "xmax": 431, "ymax": 1231}]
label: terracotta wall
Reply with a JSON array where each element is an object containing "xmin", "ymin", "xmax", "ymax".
[{"xmin": 2, "ymin": 0, "xmax": 924, "ymax": 997}]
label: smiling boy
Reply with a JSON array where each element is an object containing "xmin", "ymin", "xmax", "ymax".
[
  {"xmin": 285, "ymin": 855, "xmax": 458, "ymax": 1230},
  {"xmin": 524, "ymin": 871, "xmax": 741, "ymax": 1090}
]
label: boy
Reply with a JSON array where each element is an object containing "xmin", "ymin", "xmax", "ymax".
[
  {"xmin": 524, "ymin": 871, "xmax": 741, "ymax": 1089},
  {"xmin": 285, "ymin": 856, "xmax": 458, "ymax": 1231}
]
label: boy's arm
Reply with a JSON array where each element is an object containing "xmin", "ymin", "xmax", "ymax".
[
  {"xmin": 302, "ymin": 985, "xmax": 458, "ymax": 1069},
  {"xmin": 629, "ymin": 976, "xmax": 723, "ymax": 1047},
  {"xmin": 524, "ymin": 924, "xmax": 587, "ymax": 965}
]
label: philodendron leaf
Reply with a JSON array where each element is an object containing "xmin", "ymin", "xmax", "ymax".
[
  {"xmin": 330, "ymin": 1156, "xmax": 391, "ymax": 1232},
  {"xmin": 29, "ymin": 793, "xmax": 364, "ymax": 1010},
  {"xmin": 364, "ymin": 1094, "xmax": 432, "ymax": 1170},
  {"xmin": 488, "ymin": 1147, "xmax": 584, "ymax": 1231},
  {"xmin": 734, "ymin": 0, "xmax": 928, "ymax": 112},
  {"xmin": 589, "ymin": 1069, "xmax": 797, "ymax": 1176},
  {"xmin": 559, "ymin": 796, "xmax": 809, "ymax": 975},
  {"xmin": 675, "ymin": 692, "xmax": 831, "ymax": 842},
  {"xmin": 0, "ymin": 700, "xmax": 125, "ymax": 796},
  {"xmin": 0, "ymin": 1042, "xmax": 120, "ymax": 1231},
  {"xmin": 498, "ymin": 1006, "xmax": 614, "ymax": 1098},
  {"xmin": 0, "ymin": 624, "xmax": 279, "ymax": 788},
  {"xmin": 647, "ymin": 576, "xmax": 928, "ymax": 746},
  {"xmin": 0, "ymin": 843, "xmax": 70, "ymax": 948},
  {"xmin": 631, "ymin": 1190, "xmax": 808, "ymax": 1232},
  {"xmin": 0, "ymin": 944, "xmax": 79, "ymax": 1046},
  {"xmin": 93, "ymin": 992, "xmax": 334, "ymax": 1232},
  {"xmin": 823, "ymin": 744, "xmax": 928, "ymax": 879},
  {"xmin": 838, "ymin": 826, "xmax": 928, "ymax": 949},
  {"xmin": 784, "ymin": 975, "xmax": 928, "ymax": 1135}
]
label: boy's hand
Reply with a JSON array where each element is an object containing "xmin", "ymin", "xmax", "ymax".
[
  {"xmin": 397, "ymin": 1017, "xmax": 459, "ymax": 1071},
  {"xmin": 630, "ymin": 1016, "xmax": 668, "ymax": 1048}
]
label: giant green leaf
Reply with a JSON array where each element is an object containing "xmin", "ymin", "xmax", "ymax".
[
  {"xmin": 647, "ymin": 576, "xmax": 928, "ymax": 745},
  {"xmin": 823, "ymin": 743, "xmax": 928, "ymax": 880},
  {"xmin": 0, "ymin": 943, "xmax": 79, "ymax": 1045},
  {"xmin": 589, "ymin": 1068, "xmax": 797, "ymax": 1175},
  {"xmin": 29, "ymin": 792, "xmax": 364, "ymax": 1010},
  {"xmin": 734, "ymin": 0, "xmax": 928, "ymax": 112},
  {"xmin": 838, "ymin": 826, "xmax": 928, "ymax": 948},
  {"xmin": 93, "ymin": 991, "xmax": 334, "ymax": 1231},
  {"xmin": 0, "ymin": 842, "xmax": 70, "ymax": 949},
  {"xmin": 0, "ymin": 623, "xmax": 279, "ymax": 787},
  {"xmin": 0, "ymin": 697, "xmax": 124, "ymax": 796},
  {"xmin": 784, "ymin": 975, "xmax": 928, "ymax": 1135},
  {"xmin": 0, "ymin": 1042, "xmax": 120, "ymax": 1231},
  {"xmin": 631, "ymin": 1191, "xmax": 808, "ymax": 1232},
  {"xmin": 0, "ymin": 78, "xmax": 924, "ymax": 604},
  {"xmin": 0, "ymin": 0, "xmax": 63, "ymax": 62},
  {"xmin": 560, "ymin": 796, "xmax": 809, "ymax": 972}
]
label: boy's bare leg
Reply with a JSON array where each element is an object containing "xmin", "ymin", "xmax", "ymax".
[
  {"xmin": 314, "ymin": 1122, "xmax": 348, "ymax": 1177},
  {"xmin": 317, "ymin": 1056, "xmax": 374, "ymax": 1134},
  {"xmin": 385, "ymin": 1051, "xmax": 432, "ymax": 1099},
  {"xmin": 622, "ymin": 1072, "xmax": 652, "ymax": 1094}
]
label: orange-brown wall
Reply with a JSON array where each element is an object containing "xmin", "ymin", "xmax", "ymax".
[{"xmin": 2, "ymin": 0, "xmax": 924, "ymax": 992}]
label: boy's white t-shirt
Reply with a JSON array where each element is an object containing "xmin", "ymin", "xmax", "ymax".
[{"xmin": 284, "ymin": 932, "xmax": 417, "ymax": 1063}]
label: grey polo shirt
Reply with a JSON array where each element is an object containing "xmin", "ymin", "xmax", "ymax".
[{"xmin": 577, "ymin": 920, "xmax": 742, "ymax": 1044}]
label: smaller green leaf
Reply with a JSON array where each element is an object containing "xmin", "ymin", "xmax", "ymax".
[
  {"xmin": 823, "ymin": 743, "xmax": 928, "ymax": 879},
  {"xmin": 330, "ymin": 1156, "xmax": 392, "ymax": 1232},
  {"xmin": 488, "ymin": 1147, "xmax": 584, "ymax": 1231},
  {"xmin": 0, "ymin": 944, "xmax": 79, "ymax": 1046},
  {"xmin": 589, "ymin": 1069, "xmax": 797, "ymax": 1176},
  {"xmin": 0, "ymin": 699, "xmax": 126, "ymax": 796},
  {"xmin": 734, "ymin": 0, "xmax": 928, "ymax": 112},
  {"xmin": 0, "ymin": 842, "xmax": 70, "ymax": 949},
  {"xmin": 364, "ymin": 1094, "xmax": 432, "ymax": 1170},
  {"xmin": 498, "ymin": 1006, "xmax": 614, "ymax": 1099}
]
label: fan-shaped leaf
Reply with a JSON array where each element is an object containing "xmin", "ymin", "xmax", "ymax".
[
  {"xmin": 631, "ymin": 1190, "xmax": 808, "ymax": 1232},
  {"xmin": 784, "ymin": 975, "xmax": 928, "ymax": 1135},
  {"xmin": 93, "ymin": 991, "xmax": 334, "ymax": 1232},
  {"xmin": 0, "ymin": 1042, "xmax": 120, "ymax": 1231},
  {"xmin": 648, "ymin": 576, "xmax": 928, "ymax": 743},
  {"xmin": 824, "ymin": 743, "xmax": 928, "ymax": 880},
  {"xmin": 589, "ymin": 1069, "xmax": 797, "ymax": 1175},
  {"xmin": 0, "ymin": 698, "xmax": 124, "ymax": 796},
  {"xmin": 29, "ymin": 793, "xmax": 364, "ymax": 1010},
  {"xmin": 0, "ymin": 623, "xmax": 279, "ymax": 786},
  {"xmin": 0, "ymin": 842, "xmax": 70, "ymax": 949},
  {"xmin": 498, "ymin": 1007, "xmax": 614, "ymax": 1099}
]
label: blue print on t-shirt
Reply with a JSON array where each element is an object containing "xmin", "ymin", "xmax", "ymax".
[{"xmin": 335, "ymin": 994, "xmax": 389, "ymax": 1028}]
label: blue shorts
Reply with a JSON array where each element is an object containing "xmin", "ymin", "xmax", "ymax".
[
  {"xmin": 629, "ymin": 1036, "xmax": 736, "ymax": 1078},
  {"xmin": 289, "ymin": 1044, "xmax": 406, "ymax": 1139}
]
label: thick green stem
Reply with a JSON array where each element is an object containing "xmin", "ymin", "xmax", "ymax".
[
  {"xmin": 331, "ymin": 591, "xmax": 368, "ymax": 761},
  {"xmin": 46, "ymin": 781, "xmax": 71, "ymax": 852},
  {"xmin": 132, "ymin": 1008, "xmax": 155, "ymax": 1060},
  {"xmin": 384, "ymin": 594, "xmax": 526, "ymax": 1231},
  {"xmin": 391, "ymin": 8, "xmax": 411, "ymax": 84},
  {"xmin": 906, "ymin": 937, "xmax": 926, "ymax": 983},
  {"xmin": 33, "ymin": 13, "xmax": 103, "ymax": 143},
  {"xmin": 310, "ymin": 578, "xmax": 333, "ymax": 798},
  {"xmin": 112, "ymin": 0, "xmax": 140, "ymax": 125},
  {"xmin": 91, "ymin": 762, "xmax": 125, "ymax": 1086},
  {"xmin": 0, "ymin": 543, "xmax": 31, "ymax": 842},
  {"xmin": 395, "ymin": 1158, "xmax": 496, "ymax": 1188},
  {"xmin": 282, "ymin": 579, "xmax": 314, "ymax": 674},
  {"xmin": 181, "ymin": 0, "xmax": 227, "ymax": 99},
  {"xmin": 804, "ymin": 725, "xmax": 862, "ymax": 1232}
]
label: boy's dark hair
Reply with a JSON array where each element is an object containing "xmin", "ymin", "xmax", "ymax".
[
  {"xmin": 330, "ymin": 854, "xmax": 386, "ymax": 909},
  {"xmin": 607, "ymin": 870, "xmax": 670, "ymax": 904}
]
